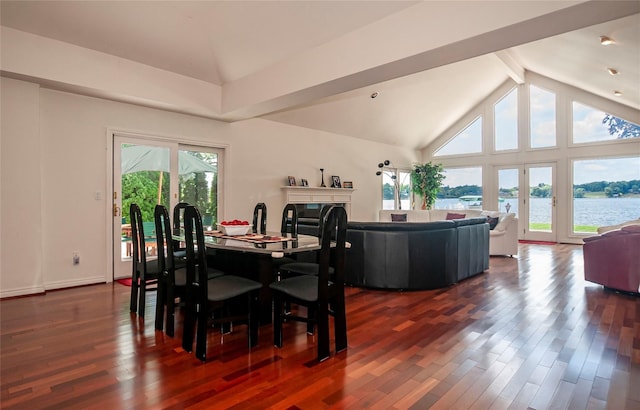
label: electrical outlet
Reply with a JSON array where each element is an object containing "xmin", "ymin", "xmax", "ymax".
[{"xmin": 73, "ymin": 252, "xmax": 80, "ymax": 265}]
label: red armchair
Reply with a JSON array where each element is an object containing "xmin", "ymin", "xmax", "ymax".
[{"xmin": 583, "ymin": 225, "xmax": 640, "ymax": 294}]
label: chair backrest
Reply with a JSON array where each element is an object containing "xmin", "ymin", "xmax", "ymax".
[
  {"xmin": 173, "ymin": 202, "xmax": 189, "ymax": 232},
  {"xmin": 184, "ymin": 205, "xmax": 209, "ymax": 300},
  {"xmin": 172, "ymin": 202, "xmax": 189, "ymax": 249},
  {"xmin": 252, "ymin": 202, "xmax": 267, "ymax": 234},
  {"xmin": 280, "ymin": 203, "xmax": 298, "ymax": 237},
  {"xmin": 317, "ymin": 206, "xmax": 348, "ymax": 295},
  {"xmin": 130, "ymin": 203, "xmax": 147, "ymax": 274},
  {"xmin": 154, "ymin": 204, "xmax": 176, "ymax": 274},
  {"xmin": 317, "ymin": 204, "xmax": 333, "ymax": 238}
]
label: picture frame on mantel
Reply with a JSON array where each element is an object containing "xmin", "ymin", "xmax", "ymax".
[
  {"xmin": 342, "ymin": 181, "xmax": 353, "ymax": 189},
  {"xmin": 287, "ymin": 176, "xmax": 296, "ymax": 186},
  {"xmin": 331, "ymin": 175, "xmax": 341, "ymax": 188},
  {"xmin": 300, "ymin": 178, "xmax": 309, "ymax": 187}
]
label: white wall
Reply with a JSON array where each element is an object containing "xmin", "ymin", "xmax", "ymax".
[
  {"xmin": 1, "ymin": 78, "xmax": 44, "ymax": 296},
  {"xmin": 0, "ymin": 76, "xmax": 419, "ymax": 297}
]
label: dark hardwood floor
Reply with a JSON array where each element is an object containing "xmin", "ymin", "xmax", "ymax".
[{"xmin": 1, "ymin": 243, "xmax": 639, "ymax": 409}]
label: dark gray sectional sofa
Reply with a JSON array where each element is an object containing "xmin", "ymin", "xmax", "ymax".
[{"xmin": 344, "ymin": 217, "xmax": 489, "ymax": 290}]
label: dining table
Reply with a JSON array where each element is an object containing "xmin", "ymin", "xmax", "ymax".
[{"xmin": 177, "ymin": 230, "xmax": 323, "ymax": 324}]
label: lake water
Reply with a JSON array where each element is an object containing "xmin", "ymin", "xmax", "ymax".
[{"xmin": 387, "ymin": 197, "xmax": 639, "ymax": 227}]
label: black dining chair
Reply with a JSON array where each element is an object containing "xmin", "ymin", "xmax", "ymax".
[
  {"xmin": 252, "ymin": 202, "xmax": 267, "ymax": 234},
  {"xmin": 277, "ymin": 204, "xmax": 335, "ymax": 330},
  {"xmin": 271, "ymin": 204, "xmax": 300, "ymax": 273},
  {"xmin": 279, "ymin": 204, "xmax": 334, "ymax": 277},
  {"xmin": 129, "ymin": 203, "xmax": 161, "ymax": 318},
  {"xmin": 181, "ymin": 205, "xmax": 262, "ymax": 362},
  {"xmin": 270, "ymin": 205, "xmax": 348, "ymax": 362},
  {"xmin": 154, "ymin": 204, "xmax": 190, "ymax": 337}
]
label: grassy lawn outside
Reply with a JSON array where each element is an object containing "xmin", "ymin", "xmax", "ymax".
[{"xmin": 529, "ymin": 222, "xmax": 598, "ymax": 233}]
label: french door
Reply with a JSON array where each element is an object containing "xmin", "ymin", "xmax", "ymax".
[
  {"xmin": 495, "ymin": 163, "xmax": 556, "ymax": 243},
  {"xmin": 523, "ymin": 163, "xmax": 556, "ymax": 242},
  {"xmin": 112, "ymin": 136, "xmax": 177, "ymax": 279},
  {"xmin": 111, "ymin": 134, "xmax": 223, "ymax": 279}
]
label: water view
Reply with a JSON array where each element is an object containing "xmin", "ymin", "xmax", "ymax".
[{"xmin": 423, "ymin": 197, "xmax": 639, "ymax": 229}]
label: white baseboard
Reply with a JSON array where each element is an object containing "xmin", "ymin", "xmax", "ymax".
[
  {"xmin": 0, "ymin": 285, "xmax": 46, "ymax": 299},
  {"xmin": 44, "ymin": 276, "xmax": 106, "ymax": 291},
  {"xmin": 0, "ymin": 276, "xmax": 106, "ymax": 299}
]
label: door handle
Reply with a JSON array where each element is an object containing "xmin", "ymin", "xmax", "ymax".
[{"xmin": 113, "ymin": 203, "xmax": 120, "ymax": 217}]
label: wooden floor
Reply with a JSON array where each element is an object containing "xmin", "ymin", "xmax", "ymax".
[{"xmin": 1, "ymin": 243, "xmax": 639, "ymax": 409}]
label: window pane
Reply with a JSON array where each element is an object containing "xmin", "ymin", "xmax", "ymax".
[
  {"xmin": 495, "ymin": 88, "xmax": 518, "ymax": 151},
  {"xmin": 382, "ymin": 172, "xmax": 395, "ymax": 210},
  {"xmin": 498, "ymin": 168, "xmax": 519, "ymax": 217},
  {"xmin": 572, "ymin": 157, "xmax": 640, "ymax": 233},
  {"xmin": 436, "ymin": 167, "xmax": 483, "ymax": 210},
  {"xmin": 434, "ymin": 117, "xmax": 482, "ymax": 156},
  {"xmin": 528, "ymin": 166, "xmax": 553, "ymax": 232},
  {"xmin": 179, "ymin": 149, "xmax": 218, "ymax": 227},
  {"xmin": 398, "ymin": 170, "xmax": 411, "ymax": 210},
  {"xmin": 573, "ymin": 102, "xmax": 640, "ymax": 143},
  {"xmin": 530, "ymin": 85, "xmax": 556, "ymax": 148}
]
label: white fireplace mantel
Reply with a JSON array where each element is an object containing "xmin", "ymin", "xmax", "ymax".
[{"xmin": 281, "ymin": 186, "xmax": 355, "ymax": 217}]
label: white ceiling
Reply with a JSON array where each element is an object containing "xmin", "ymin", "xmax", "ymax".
[{"xmin": 2, "ymin": 1, "xmax": 638, "ymax": 150}]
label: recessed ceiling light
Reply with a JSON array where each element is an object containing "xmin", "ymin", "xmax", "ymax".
[
  {"xmin": 370, "ymin": 92, "xmax": 379, "ymax": 99},
  {"xmin": 600, "ymin": 36, "xmax": 615, "ymax": 45},
  {"xmin": 607, "ymin": 68, "xmax": 619, "ymax": 75},
  {"xmin": 613, "ymin": 90, "xmax": 623, "ymax": 96}
]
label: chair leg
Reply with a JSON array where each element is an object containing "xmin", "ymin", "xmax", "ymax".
[
  {"xmin": 155, "ymin": 279, "xmax": 165, "ymax": 332},
  {"xmin": 273, "ymin": 293, "xmax": 283, "ymax": 348},
  {"xmin": 165, "ymin": 284, "xmax": 176, "ymax": 338},
  {"xmin": 182, "ymin": 296, "xmax": 195, "ymax": 353},
  {"xmin": 333, "ymin": 295, "xmax": 347, "ymax": 353},
  {"xmin": 307, "ymin": 305, "xmax": 316, "ymax": 335},
  {"xmin": 248, "ymin": 292, "xmax": 258, "ymax": 348},
  {"xmin": 130, "ymin": 275, "xmax": 138, "ymax": 314},
  {"xmin": 195, "ymin": 304, "xmax": 208, "ymax": 362},
  {"xmin": 138, "ymin": 279, "xmax": 146, "ymax": 317},
  {"xmin": 316, "ymin": 300, "xmax": 330, "ymax": 362}
]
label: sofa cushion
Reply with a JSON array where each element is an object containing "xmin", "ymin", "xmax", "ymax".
[
  {"xmin": 493, "ymin": 213, "xmax": 515, "ymax": 232},
  {"xmin": 391, "ymin": 213, "xmax": 407, "ymax": 222},
  {"xmin": 486, "ymin": 216, "xmax": 499, "ymax": 230},
  {"xmin": 379, "ymin": 210, "xmax": 431, "ymax": 222},
  {"xmin": 446, "ymin": 212, "xmax": 466, "ymax": 220}
]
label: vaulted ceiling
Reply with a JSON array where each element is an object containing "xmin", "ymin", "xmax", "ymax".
[{"xmin": 2, "ymin": 1, "xmax": 638, "ymax": 150}]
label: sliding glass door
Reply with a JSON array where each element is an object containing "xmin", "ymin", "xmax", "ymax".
[{"xmin": 112, "ymin": 135, "xmax": 222, "ymax": 279}]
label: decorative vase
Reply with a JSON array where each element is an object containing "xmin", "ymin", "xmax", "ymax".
[{"xmin": 320, "ymin": 168, "xmax": 326, "ymax": 187}]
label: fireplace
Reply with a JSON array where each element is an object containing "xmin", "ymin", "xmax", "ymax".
[
  {"xmin": 281, "ymin": 186, "xmax": 354, "ymax": 218},
  {"xmin": 281, "ymin": 186, "xmax": 354, "ymax": 235}
]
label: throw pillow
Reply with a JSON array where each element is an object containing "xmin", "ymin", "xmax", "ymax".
[
  {"xmin": 391, "ymin": 213, "xmax": 407, "ymax": 222},
  {"xmin": 486, "ymin": 216, "xmax": 499, "ymax": 230},
  {"xmin": 446, "ymin": 212, "xmax": 465, "ymax": 220}
]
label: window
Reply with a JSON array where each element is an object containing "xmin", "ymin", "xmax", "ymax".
[
  {"xmin": 573, "ymin": 102, "xmax": 640, "ymax": 144},
  {"xmin": 434, "ymin": 117, "xmax": 482, "ymax": 156},
  {"xmin": 530, "ymin": 85, "xmax": 556, "ymax": 148},
  {"xmin": 572, "ymin": 157, "xmax": 640, "ymax": 233},
  {"xmin": 436, "ymin": 167, "xmax": 483, "ymax": 210},
  {"xmin": 495, "ymin": 88, "xmax": 518, "ymax": 151},
  {"xmin": 381, "ymin": 168, "xmax": 412, "ymax": 210}
]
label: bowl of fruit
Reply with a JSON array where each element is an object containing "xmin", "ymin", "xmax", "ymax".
[{"xmin": 217, "ymin": 220, "xmax": 252, "ymax": 236}]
